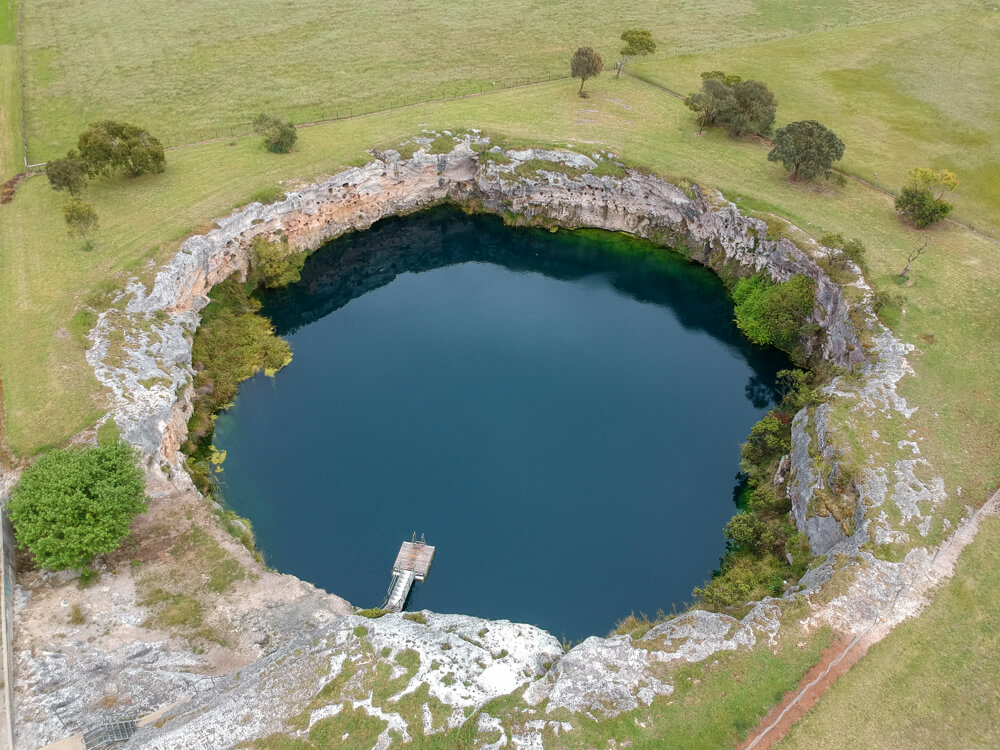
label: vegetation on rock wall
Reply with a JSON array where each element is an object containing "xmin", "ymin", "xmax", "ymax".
[
  {"xmin": 694, "ymin": 369, "xmax": 819, "ymax": 613},
  {"xmin": 732, "ymin": 273, "xmax": 816, "ymax": 357},
  {"xmin": 185, "ymin": 279, "xmax": 292, "ymax": 482}
]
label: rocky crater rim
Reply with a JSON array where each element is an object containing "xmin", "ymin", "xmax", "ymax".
[{"xmin": 58, "ymin": 132, "xmax": 965, "ymax": 745}]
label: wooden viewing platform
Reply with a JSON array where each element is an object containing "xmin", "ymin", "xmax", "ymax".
[{"xmin": 382, "ymin": 534, "xmax": 435, "ymax": 612}]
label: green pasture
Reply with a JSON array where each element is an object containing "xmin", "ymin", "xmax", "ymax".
[
  {"xmin": 21, "ymin": 0, "xmax": 945, "ymax": 158},
  {"xmin": 631, "ymin": 10, "xmax": 1000, "ymax": 232},
  {"xmin": 0, "ymin": 0, "xmax": 21, "ymax": 180}
]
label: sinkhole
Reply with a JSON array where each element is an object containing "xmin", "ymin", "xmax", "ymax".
[{"xmin": 212, "ymin": 206, "xmax": 790, "ymax": 639}]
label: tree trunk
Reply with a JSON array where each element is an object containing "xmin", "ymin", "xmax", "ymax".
[{"xmin": 579, "ymin": 78, "xmax": 585, "ymax": 96}]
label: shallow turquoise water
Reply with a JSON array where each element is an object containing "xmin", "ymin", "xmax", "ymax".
[{"xmin": 213, "ymin": 207, "xmax": 788, "ymax": 639}]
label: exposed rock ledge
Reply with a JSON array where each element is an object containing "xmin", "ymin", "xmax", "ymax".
[{"xmin": 51, "ymin": 135, "xmax": 955, "ymax": 748}]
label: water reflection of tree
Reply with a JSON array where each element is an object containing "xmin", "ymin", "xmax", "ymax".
[{"xmin": 744, "ymin": 374, "xmax": 780, "ymax": 409}]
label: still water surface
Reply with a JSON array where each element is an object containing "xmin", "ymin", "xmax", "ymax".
[{"xmin": 213, "ymin": 207, "xmax": 788, "ymax": 639}]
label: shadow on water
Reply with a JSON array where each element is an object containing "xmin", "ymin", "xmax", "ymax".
[
  {"xmin": 216, "ymin": 206, "xmax": 791, "ymax": 639},
  {"xmin": 265, "ymin": 206, "xmax": 784, "ymax": 388}
]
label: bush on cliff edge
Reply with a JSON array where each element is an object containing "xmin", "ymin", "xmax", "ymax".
[{"xmin": 8, "ymin": 442, "xmax": 147, "ymax": 571}]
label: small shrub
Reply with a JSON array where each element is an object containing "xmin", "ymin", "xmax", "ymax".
[
  {"xmin": 78, "ymin": 567, "xmax": 100, "ymax": 588},
  {"xmin": 775, "ymin": 369, "xmax": 820, "ymax": 412},
  {"xmin": 820, "ymin": 233, "xmax": 867, "ymax": 271},
  {"xmin": 403, "ymin": 612, "xmax": 428, "ymax": 625},
  {"xmin": 871, "ymin": 289, "xmax": 904, "ymax": 316},
  {"xmin": 356, "ymin": 607, "xmax": 388, "ymax": 619},
  {"xmin": 69, "ymin": 604, "xmax": 86, "ymax": 625},
  {"xmin": 253, "ymin": 113, "xmax": 298, "ymax": 154},
  {"xmin": 741, "ymin": 415, "xmax": 791, "ymax": 473},
  {"xmin": 725, "ymin": 512, "xmax": 775, "ymax": 556}
]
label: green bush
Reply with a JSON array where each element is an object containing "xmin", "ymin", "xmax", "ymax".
[
  {"xmin": 732, "ymin": 273, "xmax": 815, "ymax": 353},
  {"xmin": 776, "ymin": 368, "xmax": 820, "ymax": 411},
  {"xmin": 895, "ymin": 186, "xmax": 952, "ymax": 228},
  {"xmin": 253, "ymin": 113, "xmax": 298, "ymax": 154},
  {"xmin": 820, "ymin": 233, "xmax": 867, "ymax": 270},
  {"xmin": 187, "ymin": 280, "xmax": 292, "ymax": 448},
  {"xmin": 725, "ymin": 512, "xmax": 775, "ymax": 556},
  {"xmin": 740, "ymin": 414, "xmax": 790, "ymax": 473},
  {"xmin": 8, "ymin": 442, "xmax": 148, "ymax": 570},
  {"xmin": 249, "ymin": 235, "xmax": 306, "ymax": 288},
  {"xmin": 693, "ymin": 553, "xmax": 785, "ymax": 612}
]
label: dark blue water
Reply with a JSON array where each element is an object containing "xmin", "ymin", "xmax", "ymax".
[{"xmin": 213, "ymin": 207, "xmax": 787, "ymax": 640}]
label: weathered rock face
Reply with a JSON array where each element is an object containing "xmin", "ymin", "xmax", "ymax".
[
  {"xmin": 62, "ymin": 135, "xmax": 960, "ymax": 749},
  {"xmin": 130, "ymin": 612, "xmax": 563, "ymax": 749}
]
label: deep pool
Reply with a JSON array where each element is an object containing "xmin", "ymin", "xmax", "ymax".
[{"xmin": 212, "ymin": 207, "xmax": 788, "ymax": 640}]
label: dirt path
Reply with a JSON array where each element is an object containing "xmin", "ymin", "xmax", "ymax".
[{"xmin": 741, "ymin": 487, "xmax": 1000, "ymax": 749}]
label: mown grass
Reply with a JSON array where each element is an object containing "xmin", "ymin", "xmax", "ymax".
[
  {"xmin": 631, "ymin": 9, "xmax": 1000, "ymax": 232},
  {"xmin": 778, "ymin": 515, "xmax": 1000, "ymax": 749},
  {"xmin": 20, "ymin": 0, "xmax": 945, "ymax": 158},
  {"xmin": 0, "ymin": 0, "xmax": 21, "ymax": 180}
]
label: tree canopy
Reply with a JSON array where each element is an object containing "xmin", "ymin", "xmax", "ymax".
[
  {"xmin": 77, "ymin": 120, "xmax": 166, "ymax": 178},
  {"xmin": 61, "ymin": 197, "xmax": 98, "ymax": 245},
  {"xmin": 617, "ymin": 29, "xmax": 656, "ymax": 77},
  {"xmin": 570, "ymin": 47, "xmax": 604, "ymax": 97},
  {"xmin": 907, "ymin": 167, "xmax": 959, "ymax": 199},
  {"xmin": 45, "ymin": 150, "xmax": 89, "ymax": 195},
  {"xmin": 767, "ymin": 119, "xmax": 844, "ymax": 180},
  {"xmin": 685, "ymin": 71, "xmax": 776, "ymax": 136},
  {"xmin": 894, "ymin": 167, "xmax": 958, "ymax": 228},
  {"xmin": 8, "ymin": 442, "xmax": 148, "ymax": 571},
  {"xmin": 253, "ymin": 113, "xmax": 298, "ymax": 154}
]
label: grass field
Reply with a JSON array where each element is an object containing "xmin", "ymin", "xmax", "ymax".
[
  {"xmin": 0, "ymin": 0, "xmax": 22, "ymax": 180},
  {"xmin": 2, "ymin": 0, "xmax": 1000, "ymax": 745},
  {"xmin": 630, "ymin": 10, "xmax": 1000, "ymax": 233},
  {"xmin": 20, "ymin": 0, "xmax": 947, "ymax": 158},
  {"xmin": 778, "ymin": 513, "xmax": 1000, "ymax": 749}
]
